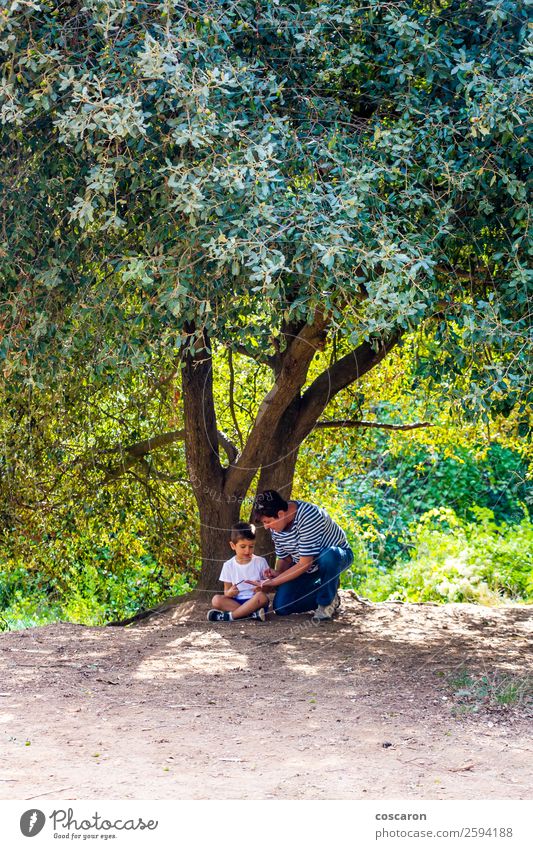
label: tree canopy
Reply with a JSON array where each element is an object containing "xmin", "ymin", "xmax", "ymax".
[{"xmin": 2, "ymin": 0, "xmax": 531, "ymax": 388}]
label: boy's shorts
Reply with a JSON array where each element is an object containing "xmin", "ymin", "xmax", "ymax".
[{"xmin": 236, "ymin": 597, "xmax": 270, "ymax": 611}]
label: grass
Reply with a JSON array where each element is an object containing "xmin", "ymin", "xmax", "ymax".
[{"xmin": 448, "ymin": 666, "xmax": 533, "ymax": 712}]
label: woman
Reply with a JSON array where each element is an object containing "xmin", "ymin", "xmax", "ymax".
[{"xmin": 249, "ymin": 489, "xmax": 354, "ymax": 622}]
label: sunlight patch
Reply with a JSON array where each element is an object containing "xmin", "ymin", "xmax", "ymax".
[
  {"xmin": 281, "ymin": 658, "xmax": 320, "ymax": 677},
  {"xmin": 133, "ymin": 631, "xmax": 249, "ymax": 679}
]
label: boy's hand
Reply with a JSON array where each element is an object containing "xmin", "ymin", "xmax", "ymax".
[
  {"xmin": 262, "ymin": 567, "xmax": 278, "ymax": 579},
  {"xmin": 225, "ymin": 585, "xmax": 239, "ymax": 598}
]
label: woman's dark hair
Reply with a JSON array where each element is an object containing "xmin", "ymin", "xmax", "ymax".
[
  {"xmin": 252, "ymin": 490, "xmax": 288, "ymax": 521},
  {"xmin": 230, "ymin": 521, "xmax": 256, "ymax": 543}
]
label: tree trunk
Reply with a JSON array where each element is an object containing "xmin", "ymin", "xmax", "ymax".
[
  {"xmin": 194, "ymin": 493, "xmax": 243, "ymax": 592},
  {"xmin": 181, "ymin": 326, "xmax": 229, "ymax": 589},
  {"xmin": 181, "ymin": 330, "xmax": 399, "ymax": 589},
  {"xmin": 250, "ymin": 396, "xmax": 302, "ymax": 562}
]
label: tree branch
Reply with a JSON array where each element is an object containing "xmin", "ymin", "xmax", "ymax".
[
  {"xmin": 228, "ymin": 348, "xmax": 244, "ymax": 450},
  {"xmin": 292, "ymin": 335, "xmax": 401, "ymax": 445},
  {"xmin": 249, "ymin": 336, "xmax": 402, "ymax": 497},
  {"xmin": 100, "ymin": 427, "xmax": 237, "ymax": 483},
  {"xmin": 223, "ymin": 310, "xmax": 329, "ymax": 496},
  {"xmin": 233, "ymin": 341, "xmax": 274, "ymax": 367},
  {"xmin": 315, "ymin": 419, "xmax": 433, "ymax": 431},
  {"xmin": 109, "ymin": 429, "xmax": 186, "ymax": 458},
  {"xmin": 217, "ymin": 431, "xmax": 239, "ymax": 465}
]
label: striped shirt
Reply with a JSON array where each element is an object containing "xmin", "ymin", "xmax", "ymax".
[{"xmin": 271, "ymin": 500, "xmax": 350, "ymax": 572}]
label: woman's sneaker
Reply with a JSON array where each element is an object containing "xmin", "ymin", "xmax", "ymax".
[
  {"xmin": 207, "ymin": 610, "xmax": 231, "ymax": 622},
  {"xmin": 311, "ymin": 593, "xmax": 340, "ymax": 624}
]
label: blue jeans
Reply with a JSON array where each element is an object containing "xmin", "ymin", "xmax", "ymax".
[{"xmin": 273, "ymin": 546, "xmax": 354, "ymax": 616}]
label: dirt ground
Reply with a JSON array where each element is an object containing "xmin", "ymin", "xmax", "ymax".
[{"xmin": 1, "ymin": 595, "xmax": 531, "ymax": 800}]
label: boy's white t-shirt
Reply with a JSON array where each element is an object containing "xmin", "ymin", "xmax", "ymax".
[{"xmin": 219, "ymin": 554, "xmax": 269, "ymax": 600}]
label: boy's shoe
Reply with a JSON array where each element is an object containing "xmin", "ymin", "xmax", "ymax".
[
  {"xmin": 311, "ymin": 593, "xmax": 340, "ymax": 624},
  {"xmin": 250, "ymin": 608, "xmax": 266, "ymax": 622},
  {"xmin": 207, "ymin": 609, "xmax": 231, "ymax": 622}
]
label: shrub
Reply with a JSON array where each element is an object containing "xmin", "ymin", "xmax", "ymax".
[
  {"xmin": 0, "ymin": 510, "xmax": 195, "ymax": 628},
  {"xmin": 341, "ymin": 442, "xmax": 531, "ymax": 570},
  {"xmin": 356, "ymin": 507, "xmax": 533, "ymax": 604}
]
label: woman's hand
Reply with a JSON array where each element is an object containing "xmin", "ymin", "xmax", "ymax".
[
  {"xmin": 262, "ymin": 567, "xmax": 278, "ymax": 579},
  {"xmin": 246, "ymin": 579, "xmax": 275, "ymax": 593}
]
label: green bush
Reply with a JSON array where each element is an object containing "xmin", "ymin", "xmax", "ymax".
[
  {"xmin": 341, "ymin": 441, "xmax": 531, "ymax": 570},
  {"xmin": 0, "ymin": 510, "xmax": 195, "ymax": 629},
  {"xmin": 356, "ymin": 507, "xmax": 533, "ymax": 604}
]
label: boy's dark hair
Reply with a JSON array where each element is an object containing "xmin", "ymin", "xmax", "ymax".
[
  {"xmin": 230, "ymin": 521, "xmax": 256, "ymax": 543},
  {"xmin": 252, "ymin": 490, "xmax": 288, "ymax": 522}
]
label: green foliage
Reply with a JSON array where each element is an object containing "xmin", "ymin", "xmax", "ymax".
[
  {"xmin": 356, "ymin": 507, "xmax": 533, "ymax": 604},
  {"xmin": 342, "ymin": 439, "xmax": 531, "ymax": 568},
  {"xmin": 295, "ymin": 339, "xmax": 531, "ymax": 573},
  {"xmin": 0, "ymin": 507, "xmax": 194, "ymax": 629}
]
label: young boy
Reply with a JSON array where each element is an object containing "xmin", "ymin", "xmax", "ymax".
[{"xmin": 207, "ymin": 522, "xmax": 270, "ymax": 622}]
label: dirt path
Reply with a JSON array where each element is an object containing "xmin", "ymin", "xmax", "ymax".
[{"xmin": 1, "ymin": 597, "xmax": 531, "ymax": 800}]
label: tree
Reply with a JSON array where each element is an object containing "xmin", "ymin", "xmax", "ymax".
[{"xmin": 1, "ymin": 1, "xmax": 530, "ymax": 590}]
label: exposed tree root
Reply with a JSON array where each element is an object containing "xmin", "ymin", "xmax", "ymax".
[
  {"xmin": 345, "ymin": 589, "xmax": 374, "ymax": 607},
  {"xmin": 106, "ymin": 590, "xmax": 203, "ymax": 627}
]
